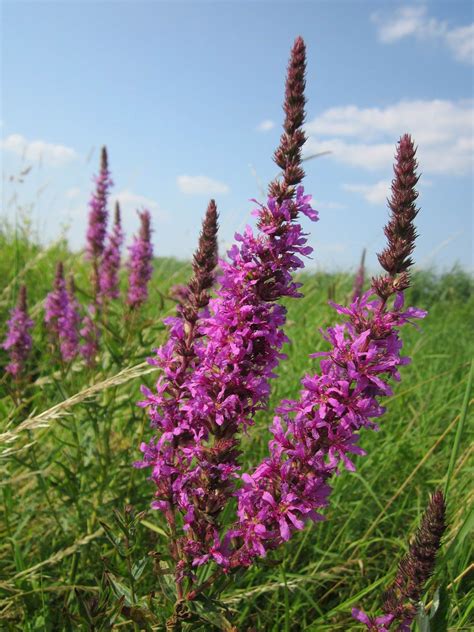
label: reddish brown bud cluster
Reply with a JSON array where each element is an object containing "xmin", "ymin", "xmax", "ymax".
[
  {"xmin": 182, "ymin": 199, "xmax": 218, "ymax": 325},
  {"xmin": 268, "ymin": 36, "xmax": 307, "ymax": 205},
  {"xmin": 373, "ymin": 134, "xmax": 420, "ymax": 300},
  {"xmin": 18, "ymin": 284, "xmax": 28, "ymax": 313},
  {"xmin": 114, "ymin": 200, "xmax": 121, "ymax": 226},
  {"xmin": 382, "ymin": 490, "xmax": 446, "ymax": 622},
  {"xmin": 100, "ymin": 145, "xmax": 108, "ymax": 172},
  {"xmin": 139, "ymin": 208, "xmax": 151, "ymax": 242}
]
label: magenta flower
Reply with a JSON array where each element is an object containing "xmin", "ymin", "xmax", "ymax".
[
  {"xmin": 137, "ymin": 186, "xmax": 319, "ymax": 569},
  {"xmin": 2, "ymin": 285, "xmax": 34, "ymax": 377},
  {"xmin": 127, "ymin": 210, "xmax": 153, "ymax": 309},
  {"xmin": 352, "ymin": 608, "xmax": 395, "ymax": 631},
  {"xmin": 230, "ymin": 291, "xmax": 426, "ymax": 565},
  {"xmin": 44, "ymin": 263, "xmax": 80, "ymax": 362},
  {"xmin": 99, "ymin": 201, "xmax": 124, "ymax": 300}
]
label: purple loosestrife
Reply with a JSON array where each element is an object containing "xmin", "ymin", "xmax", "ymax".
[
  {"xmin": 227, "ymin": 135, "xmax": 424, "ymax": 567},
  {"xmin": 352, "ymin": 490, "xmax": 446, "ymax": 631},
  {"xmin": 136, "ymin": 200, "xmax": 219, "ymax": 571},
  {"xmin": 373, "ymin": 134, "xmax": 420, "ymax": 301},
  {"xmin": 44, "ymin": 263, "xmax": 80, "ymax": 362},
  {"xmin": 99, "ymin": 201, "xmax": 124, "ymax": 301},
  {"xmin": 61, "ymin": 275, "xmax": 81, "ymax": 362},
  {"xmin": 127, "ymin": 210, "xmax": 153, "ymax": 310},
  {"xmin": 2, "ymin": 285, "xmax": 33, "ymax": 377},
  {"xmin": 79, "ymin": 305, "xmax": 100, "ymax": 367},
  {"xmin": 137, "ymin": 38, "xmax": 319, "ymax": 575},
  {"xmin": 86, "ymin": 146, "xmax": 113, "ymax": 299}
]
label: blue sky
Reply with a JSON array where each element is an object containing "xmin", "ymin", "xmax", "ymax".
[{"xmin": 1, "ymin": 0, "xmax": 473, "ymax": 272}]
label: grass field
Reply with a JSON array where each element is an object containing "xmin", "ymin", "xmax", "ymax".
[{"xmin": 0, "ymin": 226, "xmax": 472, "ymax": 631}]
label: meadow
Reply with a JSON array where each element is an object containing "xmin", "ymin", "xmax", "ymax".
[{"xmin": 0, "ymin": 219, "xmax": 472, "ymax": 630}]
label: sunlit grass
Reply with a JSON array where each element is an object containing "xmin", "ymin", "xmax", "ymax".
[{"xmin": 0, "ymin": 227, "xmax": 472, "ymax": 630}]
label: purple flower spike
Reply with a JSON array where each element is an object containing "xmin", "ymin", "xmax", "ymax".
[
  {"xmin": 137, "ymin": 36, "xmax": 320, "ymax": 572},
  {"xmin": 86, "ymin": 146, "xmax": 113, "ymax": 262},
  {"xmin": 127, "ymin": 209, "xmax": 154, "ymax": 310},
  {"xmin": 85, "ymin": 146, "xmax": 113, "ymax": 302},
  {"xmin": 44, "ymin": 262, "xmax": 80, "ymax": 362},
  {"xmin": 231, "ymin": 289, "xmax": 425, "ymax": 565},
  {"xmin": 61, "ymin": 275, "xmax": 81, "ymax": 362},
  {"xmin": 2, "ymin": 285, "xmax": 34, "ymax": 377},
  {"xmin": 99, "ymin": 201, "xmax": 124, "ymax": 300},
  {"xmin": 79, "ymin": 304, "xmax": 100, "ymax": 366}
]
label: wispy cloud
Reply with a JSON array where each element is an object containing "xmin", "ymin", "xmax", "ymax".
[
  {"xmin": 371, "ymin": 5, "xmax": 474, "ymax": 65},
  {"xmin": 316, "ymin": 200, "xmax": 347, "ymax": 210},
  {"xmin": 65, "ymin": 187, "xmax": 81, "ymax": 199},
  {"xmin": 343, "ymin": 181, "xmax": 390, "ymax": 205},
  {"xmin": 305, "ymin": 99, "xmax": 473, "ymax": 175},
  {"xmin": 177, "ymin": 175, "xmax": 230, "ymax": 195},
  {"xmin": 1, "ymin": 133, "xmax": 77, "ymax": 166},
  {"xmin": 111, "ymin": 189, "xmax": 167, "ymax": 220},
  {"xmin": 256, "ymin": 119, "xmax": 275, "ymax": 132}
]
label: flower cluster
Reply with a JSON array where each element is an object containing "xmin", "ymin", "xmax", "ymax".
[
  {"xmin": 137, "ymin": 40, "xmax": 315, "ymax": 574},
  {"xmin": 2, "ymin": 285, "xmax": 34, "ymax": 377},
  {"xmin": 99, "ymin": 201, "xmax": 124, "ymax": 301},
  {"xmin": 230, "ymin": 291, "xmax": 426, "ymax": 565},
  {"xmin": 137, "ymin": 186, "xmax": 318, "ymax": 570},
  {"xmin": 44, "ymin": 262, "xmax": 80, "ymax": 362},
  {"xmin": 127, "ymin": 210, "xmax": 154, "ymax": 309},
  {"xmin": 136, "ymin": 38, "xmax": 427, "ymax": 616}
]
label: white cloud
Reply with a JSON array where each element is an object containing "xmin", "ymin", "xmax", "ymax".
[
  {"xmin": 305, "ymin": 137, "xmax": 395, "ymax": 171},
  {"xmin": 371, "ymin": 5, "xmax": 474, "ymax": 65},
  {"xmin": 110, "ymin": 189, "xmax": 165, "ymax": 214},
  {"xmin": 65, "ymin": 187, "xmax": 81, "ymax": 199},
  {"xmin": 256, "ymin": 119, "xmax": 275, "ymax": 132},
  {"xmin": 343, "ymin": 181, "xmax": 390, "ymax": 205},
  {"xmin": 177, "ymin": 175, "xmax": 230, "ymax": 195},
  {"xmin": 305, "ymin": 99, "xmax": 474, "ymax": 175},
  {"xmin": 316, "ymin": 200, "xmax": 347, "ymax": 210},
  {"xmin": 446, "ymin": 24, "xmax": 474, "ymax": 64},
  {"xmin": 1, "ymin": 133, "xmax": 77, "ymax": 166}
]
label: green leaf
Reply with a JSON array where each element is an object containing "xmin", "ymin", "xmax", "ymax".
[{"xmin": 429, "ymin": 584, "xmax": 450, "ymax": 632}]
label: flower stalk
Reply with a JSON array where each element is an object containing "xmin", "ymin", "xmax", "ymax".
[
  {"xmin": 127, "ymin": 210, "xmax": 154, "ymax": 310},
  {"xmin": 2, "ymin": 285, "xmax": 34, "ymax": 379}
]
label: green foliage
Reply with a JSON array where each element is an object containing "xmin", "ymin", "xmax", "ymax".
[{"xmin": 0, "ymin": 233, "xmax": 472, "ymax": 630}]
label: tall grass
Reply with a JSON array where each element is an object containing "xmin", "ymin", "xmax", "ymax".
[{"xmin": 0, "ymin": 224, "xmax": 472, "ymax": 630}]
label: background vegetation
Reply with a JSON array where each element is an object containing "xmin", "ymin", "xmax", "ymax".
[{"xmin": 0, "ymin": 221, "xmax": 472, "ymax": 630}]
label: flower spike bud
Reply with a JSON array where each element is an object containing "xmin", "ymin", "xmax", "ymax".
[
  {"xmin": 352, "ymin": 491, "xmax": 446, "ymax": 631},
  {"xmin": 373, "ymin": 135, "xmax": 420, "ymax": 300},
  {"xmin": 269, "ymin": 36, "xmax": 307, "ymax": 204},
  {"xmin": 182, "ymin": 199, "xmax": 219, "ymax": 323},
  {"xmin": 382, "ymin": 490, "xmax": 446, "ymax": 624}
]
